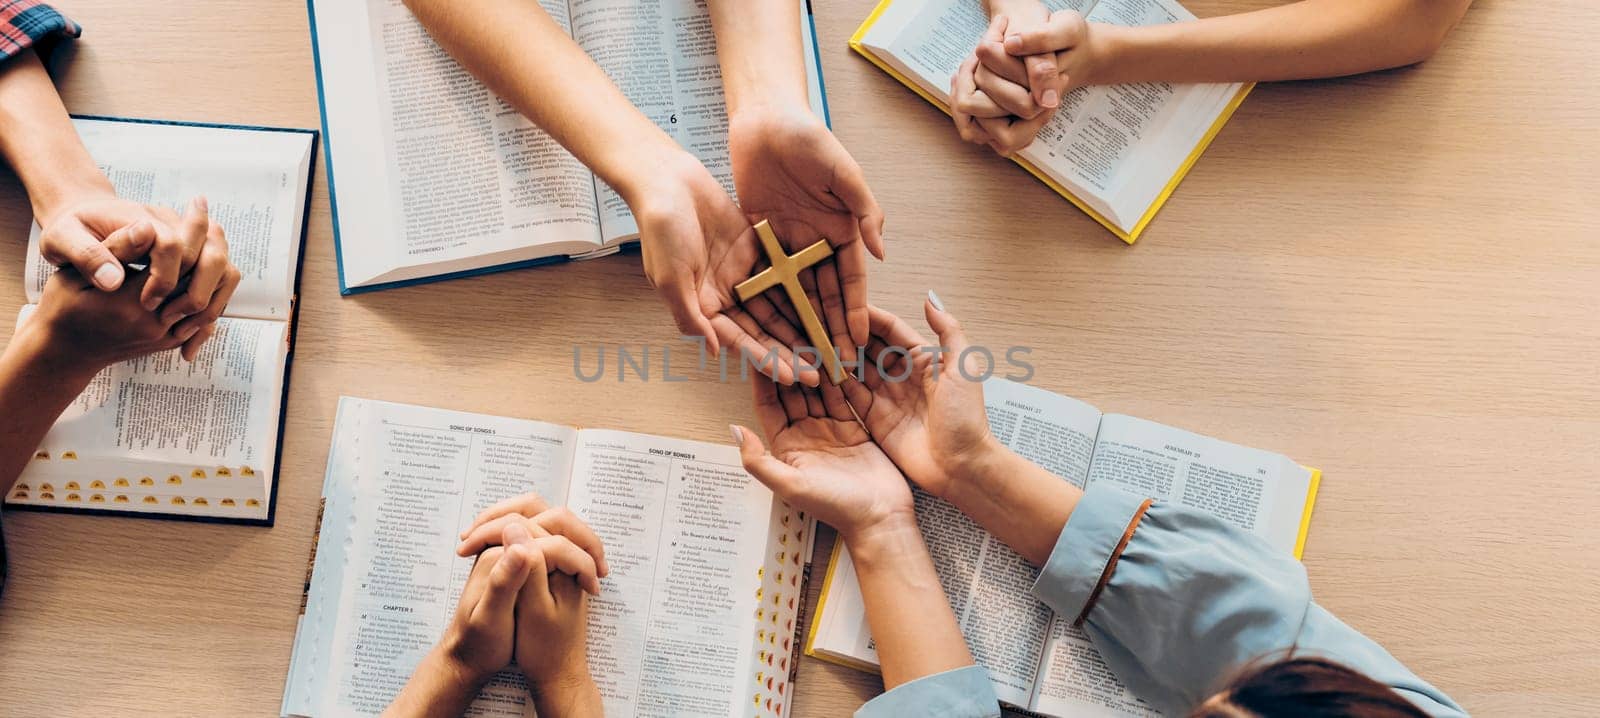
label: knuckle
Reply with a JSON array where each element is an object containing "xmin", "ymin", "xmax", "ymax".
[{"xmin": 480, "ymin": 545, "xmax": 506, "ymax": 561}]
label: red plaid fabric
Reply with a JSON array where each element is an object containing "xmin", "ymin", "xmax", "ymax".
[{"xmin": 0, "ymin": 0, "xmax": 77, "ymax": 63}]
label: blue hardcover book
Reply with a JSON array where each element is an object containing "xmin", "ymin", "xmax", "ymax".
[
  {"xmin": 306, "ymin": 0, "xmax": 832, "ymax": 295},
  {"xmin": 5, "ymin": 116, "xmax": 318, "ymax": 526}
]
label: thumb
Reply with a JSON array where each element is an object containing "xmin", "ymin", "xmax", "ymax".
[
  {"xmin": 827, "ymin": 156, "xmax": 886, "ymax": 261},
  {"xmin": 731, "ymin": 424, "xmax": 803, "ymax": 499},
  {"xmin": 42, "ymin": 224, "xmax": 126, "ymax": 292},
  {"xmin": 1024, "ymin": 53, "xmax": 1060, "ymax": 108},
  {"xmin": 102, "ymin": 221, "xmax": 159, "ymax": 264},
  {"xmin": 1005, "ymin": 10, "xmax": 1088, "ymax": 57},
  {"xmin": 924, "ymin": 291, "xmax": 972, "ymax": 375},
  {"xmin": 474, "ymin": 543, "xmax": 528, "ymax": 621}
]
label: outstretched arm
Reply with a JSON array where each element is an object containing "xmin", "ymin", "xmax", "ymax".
[
  {"xmin": 733, "ymin": 379, "xmax": 991, "ymax": 715},
  {"xmin": 1005, "ymin": 0, "xmax": 1473, "ymax": 90},
  {"xmin": 404, "ymin": 0, "xmax": 831, "ymax": 385},
  {"xmin": 400, "ymin": 0, "xmax": 677, "ymax": 204},
  {"xmin": 706, "ymin": 0, "xmax": 885, "ymax": 352}
]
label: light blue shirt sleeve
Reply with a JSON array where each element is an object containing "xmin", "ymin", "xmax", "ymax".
[
  {"xmin": 854, "ymin": 665, "xmax": 1002, "ymax": 718},
  {"xmin": 1032, "ymin": 485, "xmax": 1467, "ymax": 717}
]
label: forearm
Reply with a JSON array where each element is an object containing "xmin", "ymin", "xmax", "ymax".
[
  {"xmin": 382, "ymin": 650, "xmax": 485, "ymax": 718},
  {"xmin": 849, "ymin": 520, "xmax": 974, "ymax": 690},
  {"xmin": 401, "ymin": 0, "xmax": 684, "ymax": 202},
  {"xmin": 1094, "ymin": 0, "xmax": 1470, "ymax": 85},
  {"xmin": 529, "ymin": 672, "xmax": 604, "ymax": 718},
  {"xmin": 0, "ymin": 323, "xmax": 97, "ymax": 489},
  {"xmin": 0, "ymin": 50, "xmax": 113, "ymax": 226},
  {"xmin": 945, "ymin": 440, "xmax": 1082, "ymax": 567},
  {"xmin": 705, "ymin": 0, "xmax": 808, "ymax": 115}
]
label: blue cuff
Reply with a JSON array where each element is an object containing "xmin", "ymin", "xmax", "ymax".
[
  {"xmin": 1032, "ymin": 484, "xmax": 1148, "ymax": 621},
  {"xmin": 855, "ymin": 665, "xmax": 1002, "ymax": 718}
]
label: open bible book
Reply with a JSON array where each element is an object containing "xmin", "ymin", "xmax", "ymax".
[
  {"xmin": 852, "ymin": 0, "xmax": 1250, "ymax": 242},
  {"xmin": 308, "ymin": 0, "xmax": 829, "ymax": 294},
  {"xmin": 282, "ymin": 398, "xmax": 815, "ymax": 718},
  {"xmin": 806, "ymin": 379, "xmax": 1320, "ymax": 717},
  {"xmin": 4, "ymin": 117, "xmax": 316, "ymax": 524}
]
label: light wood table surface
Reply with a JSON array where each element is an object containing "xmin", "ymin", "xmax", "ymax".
[{"xmin": 1, "ymin": 1, "xmax": 1595, "ymax": 715}]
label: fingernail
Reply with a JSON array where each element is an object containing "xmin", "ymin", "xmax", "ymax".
[
  {"xmin": 193, "ymin": 196, "xmax": 208, "ymax": 215},
  {"xmin": 1005, "ymin": 34, "xmax": 1022, "ymax": 50},
  {"xmin": 729, "ymin": 425, "xmax": 744, "ymax": 444},
  {"xmin": 92, "ymin": 263, "xmax": 123, "ymax": 290},
  {"xmin": 178, "ymin": 325, "xmax": 201, "ymax": 340},
  {"xmin": 142, "ymin": 295, "xmax": 162, "ymax": 311},
  {"xmin": 1042, "ymin": 89, "xmax": 1059, "ymax": 107},
  {"xmin": 161, "ymin": 307, "xmax": 187, "ymax": 324},
  {"xmin": 928, "ymin": 290, "xmax": 945, "ymax": 312}
]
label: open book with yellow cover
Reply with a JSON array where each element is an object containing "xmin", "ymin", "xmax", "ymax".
[
  {"xmin": 806, "ymin": 379, "xmax": 1320, "ymax": 717},
  {"xmin": 851, "ymin": 0, "xmax": 1251, "ymax": 242}
]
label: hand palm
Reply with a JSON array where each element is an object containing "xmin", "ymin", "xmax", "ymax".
[
  {"xmin": 857, "ymin": 363, "xmax": 987, "ymax": 498},
  {"xmin": 770, "ymin": 415, "xmax": 910, "ymax": 534},
  {"xmin": 635, "ymin": 159, "xmax": 822, "ymax": 384},
  {"xmin": 731, "ymin": 112, "xmax": 860, "ymax": 247}
]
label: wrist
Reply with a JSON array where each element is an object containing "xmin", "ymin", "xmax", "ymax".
[
  {"xmin": 428, "ymin": 644, "xmax": 493, "ymax": 696},
  {"xmin": 30, "ymin": 177, "xmax": 115, "ymax": 230},
  {"xmin": 1082, "ymin": 22, "xmax": 1133, "ymax": 87},
  {"xmin": 843, "ymin": 511, "xmax": 923, "ymax": 565},
  {"xmin": 943, "ymin": 438, "xmax": 1027, "ymax": 507},
  {"xmin": 614, "ymin": 146, "xmax": 705, "ymax": 211},
  {"xmin": 6, "ymin": 321, "xmax": 103, "ymax": 386},
  {"xmin": 527, "ymin": 665, "xmax": 597, "ymax": 704}
]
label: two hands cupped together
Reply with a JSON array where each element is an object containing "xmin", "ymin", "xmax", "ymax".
[
  {"xmin": 731, "ymin": 295, "xmax": 1007, "ymax": 553},
  {"xmin": 633, "ymin": 105, "xmax": 886, "ymax": 388},
  {"xmin": 951, "ymin": 5, "xmax": 1100, "ymax": 158}
]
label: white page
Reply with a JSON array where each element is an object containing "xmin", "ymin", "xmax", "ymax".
[
  {"xmin": 1029, "ymin": 413, "xmax": 1312, "ymax": 717},
  {"xmin": 12, "ymin": 305, "xmax": 286, "ymax": 469},
  {"xmin": 313, "ymin": 0, "xmax": 603, "ymax": 289},
  {"xmin": 309, "ymin": 400, "xmax": 578, "ymax": 717},
  {"xmin": 1087, "ymin": 414, "xmax": 1311, "ymax": 550},
  {"xmin": 574, "ymin": 0, "xmax": 829, "ymax": 244},
  {"xmin": 283, "ymin": 397, "xmax": 366, "ymax": 717},
  {"xmin": 858, "ymin": 0, "xmax": 1242, "ymax": 233},
  {"xmin": 24, "ymin": 119, "xmax": 312, "ymax": 320},
  {"xmin": 808, "ymin": 378, "xmax": 1102, "ymax": 708},
  {"xmin": 565, "ymin": 428, "xmax": 790, "ymax": 717}
]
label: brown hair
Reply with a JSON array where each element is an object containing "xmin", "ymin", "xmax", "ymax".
[{"xmin": 1190, "ymin": 657, "xmax": 1428, "ymax": 718}]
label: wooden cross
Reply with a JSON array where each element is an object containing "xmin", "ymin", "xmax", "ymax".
[{"xmin": 734, "ymin": 220, "xmax": 846, "ymax": 384}]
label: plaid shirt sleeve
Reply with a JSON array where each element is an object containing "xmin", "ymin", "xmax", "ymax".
[{"xmin": 0, "ymin": 0, "xmax": 79, "ymax": 64}]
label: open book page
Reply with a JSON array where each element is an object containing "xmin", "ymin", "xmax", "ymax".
[
  {"xmin": 1028, "ymin": 413, "xmax": 1314, "ymax": 717},
  {"xmin": 565, "ymin": 429, "xmax": 803, "ymax": 717},
  {"xmin": 573, "ymin": 0, "xmax": 740, "ymax": 243},
  {"xmin": 574, "ymin": 0, "xmax": 828, "ymax": 244},
  {"xmin": 314, "ymin": 0, "xmax": 603, "ymax": 289},
  {"xmin": 290, "ymin": 399, "xmax": 578, "ymax": 717},
  {"xmin": 1086, "ymin": 414, "xmax": 1312, "ymax": 551},
  {"xmin": 807, "ymin": 379, "xmax": 1102, "ymax": 708},
  {"xmin": 24, "ymin": 119, "xmax": 313, "ymax": 320},
  {"xmin": 16, "ymin": 310, "xmax": 288, "ymax": 467},
  {"xmin": 856, "ymin": 0, "xmax": 1242, "ymax": 233}
]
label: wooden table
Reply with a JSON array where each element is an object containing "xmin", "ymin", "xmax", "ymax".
[{"xmin": 1, "ymin": 1, "xmax": 1595, "ymax": 715}]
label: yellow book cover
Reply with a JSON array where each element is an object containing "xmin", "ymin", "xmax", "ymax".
[{"xmin": 849, "ymin": 0, "xmax": 1252, "ymax": 243}]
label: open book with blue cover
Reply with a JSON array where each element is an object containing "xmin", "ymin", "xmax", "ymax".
[
  {"xmin": 308, "ymin": 0, "xmax": 830, "ymax": 294},
  {"xmin": 5, "ymin": 117, "xmax": 316, "ymax": 525}
]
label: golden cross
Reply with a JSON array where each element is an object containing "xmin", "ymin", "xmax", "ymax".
[{"xmin": 734, "ymin": 220, "xmax": 846, "ymax": 384}]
